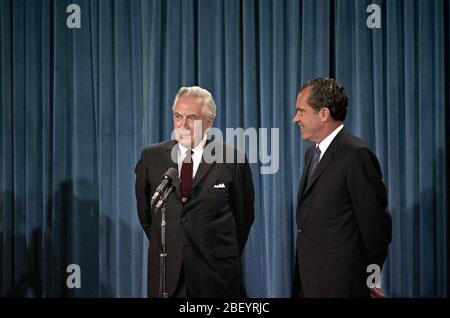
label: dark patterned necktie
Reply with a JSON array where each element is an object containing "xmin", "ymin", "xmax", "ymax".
[
  {"xmin": 181, "ymin": 150, "xmax": 193, "ymax": 203},
  {"xmin": 307, "ymin": 146, "xmax": 321, "ymax": 186}
]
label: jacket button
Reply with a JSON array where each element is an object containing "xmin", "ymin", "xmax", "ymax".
[
  {"xmin": 177, "ymin": 242, "xmax": 183, "ymax": 247},
  {"xmin": 298, "ymin": 228, "xmax": 303, "ymax": 233},
  {"xmin": 180, "ymin": 218, "xmax": 186, "ymax": 224}
]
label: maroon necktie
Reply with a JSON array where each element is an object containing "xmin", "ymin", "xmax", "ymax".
[{"xmin": 181, "ymin": 151, "xmax": 193, "ymax": 203}]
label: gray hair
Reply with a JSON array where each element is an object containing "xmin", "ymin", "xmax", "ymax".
[{"xmin": 172, "ymin": 86, "xmax": 217, "ymax": 118}]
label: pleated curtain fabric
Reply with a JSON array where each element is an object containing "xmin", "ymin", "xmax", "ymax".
[{"xmin": 0, "ymin": 0, "xmax": 448, "ymax": 297}]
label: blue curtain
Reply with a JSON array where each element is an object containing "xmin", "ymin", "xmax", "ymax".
[{"xmin": 0, "ymin": 0, "xmax": 447, "ymax": 298}]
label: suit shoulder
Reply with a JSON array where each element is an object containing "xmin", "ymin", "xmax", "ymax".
[
  {"xmin": 339, "ymin": 132, "xmax": 381, "ymax": 167},
  {"xmin": 221, "ymin": 140, "xmax": 248, "ymax": 163},
  {"xmin": 207, "ymin": 139, "xmax": 249, "ymax": 166},
  {"xmin": 140, "ymin": 140, "xmax": 175, "ymax": 158},
  {"xmin": 223, "ymin": 141, "xmax": 246, "ymax": 159},
  {"xmin": 341, "ymin": 132, "xmax": 372, "ymax": 153}
]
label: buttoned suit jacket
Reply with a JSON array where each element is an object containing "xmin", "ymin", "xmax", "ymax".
[
  {"xmin": 135, "ymin": 138, "xmax": 255, "ymax": 297},
  {"xmin": 293, "ymin": 129, "xmax": 391, "ymax": 298}
]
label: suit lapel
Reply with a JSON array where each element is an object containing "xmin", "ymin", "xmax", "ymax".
[
  {"xmin": 191, "ymin": 139, "xmax": 216, "ymax": 191},
  {"xmin": 302, "ymin": 150, "xmax": 334, "ymax": 196},
  {"xmin": 298, "ymin": 148, "xmax": 313, "ymax": 204},
  {"xmin": 301, "ymin": 129, "xmax": 347, "ymax": 198},
  {"xmin": 163, "ymin": 141, "xmax": 181, "ymax": 199},
  {"xmin": 298, "ymin": 129, "xmax": 347, "ymax": 225}
]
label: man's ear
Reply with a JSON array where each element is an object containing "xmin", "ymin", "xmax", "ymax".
[
  {"xmin": 320, "ymin": 107, "xmax": 331, "ymax": 122},
  {"xmin": 206, "ymin": 116, "xmax": 215, "ymax": 128}
]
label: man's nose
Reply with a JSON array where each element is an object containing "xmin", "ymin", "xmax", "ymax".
[{"xmin": 181, "ymin": 118, "xmax": 189, "ymax": 128}]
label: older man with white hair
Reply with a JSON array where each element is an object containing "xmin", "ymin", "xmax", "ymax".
[{"xmin": 135, "ymin": 86, "xmax": 255, "ymax": 298}]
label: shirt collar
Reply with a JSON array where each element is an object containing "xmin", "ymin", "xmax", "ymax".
[
  {"xmin": 178, "ymin": 134, "xmax": 208, "ymax": 156},
  {"xmin": 316, "ymin": 124, "xmax": 344, "ymax": 156}
]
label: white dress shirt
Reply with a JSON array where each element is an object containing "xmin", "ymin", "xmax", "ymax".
[
  {"xmin": 177, "ymin": 135, "xmax": 208, "ymax": 178},
  {"xmin": 316, "ymin": 124, "xmax": 344, "ymax": 161}
]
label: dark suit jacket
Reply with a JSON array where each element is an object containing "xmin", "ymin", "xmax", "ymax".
[
  {"xmin": 293, "ymin": 128, "xmax": 391, "ymax": 298},
  {"xmin": 135, "ymin": 138, "xmax": 255, "ymax": 298}
]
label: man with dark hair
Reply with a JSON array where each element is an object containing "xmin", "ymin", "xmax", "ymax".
[{"xmin": 292, "ymin": 77, "xmax": 391, "ymax": 298}]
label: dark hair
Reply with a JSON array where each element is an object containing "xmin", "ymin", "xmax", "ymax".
[{"xmin": 300, "ymin": 77, "xmax": 349, "ymax": 122}]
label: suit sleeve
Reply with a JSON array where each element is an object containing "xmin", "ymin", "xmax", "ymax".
[
  {"xmin": 233, "ymin": 158, "xmax": 255, "ymax": 255},
  {"xmin": 135, "ymin": 152, "xmax": 152, "ymax": 240},
  {"xmin": 347, "ymin": 148, "xmax": 392, "ymax": 267}
]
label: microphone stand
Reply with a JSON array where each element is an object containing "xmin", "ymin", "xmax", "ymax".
[{"xmin": 154, "ymin": 185, "xmax": 175, "ymax": 298}]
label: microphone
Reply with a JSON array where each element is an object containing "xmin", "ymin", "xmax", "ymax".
[
  {"xmin": 155, "ymin": 185, "xmax": 176, "ymax": 210},
  {"xmin": 150, "ymin": 168, "xmax": 178, "ymax": 208}
]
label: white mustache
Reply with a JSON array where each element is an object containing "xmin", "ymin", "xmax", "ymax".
[{"xmin": 176, "ymin": 128, "xmax": 192, "ymax": 137}]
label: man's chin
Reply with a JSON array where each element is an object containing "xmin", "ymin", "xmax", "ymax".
[
  {"xmin": 177, "ymin": 137, "xmax": 193, "ymax": 148},
  {"xmin": 300, "ymin": 132, "xmax": 309, "ymax": 141}
]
